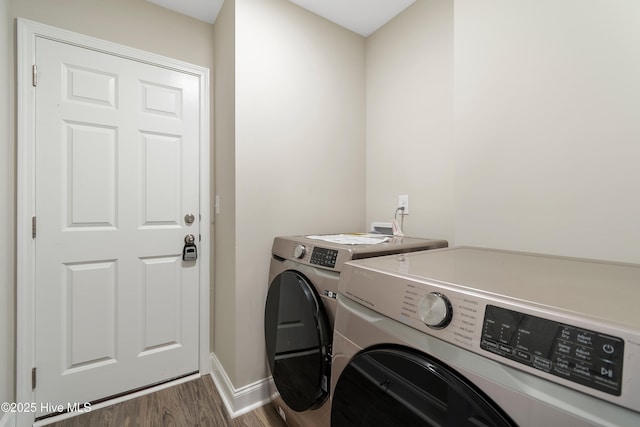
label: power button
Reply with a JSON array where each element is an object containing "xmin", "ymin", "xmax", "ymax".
[{"xmin": 602, "ymin": 343, "xmax": 615, "ymax": 355}]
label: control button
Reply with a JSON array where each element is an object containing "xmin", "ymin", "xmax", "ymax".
[
  {"xmin": 594, "ymin": 360, "xmax": 618, "ymax": 381},
  {"xmin": 498, "ymin": 344, "xmax": 513, "ymax": 355},
  {"xmin": 574, "ymin": 346, "xmax": 593, "ymax": 361},
  {"xmin": 602, "ymin": 343, "xmax": 615, "ymax": 355},
  {"xmin": 294, "ymin": 244, "xmax": 306, "ymax": 259},
  {"xmin": 533, "ymin": 356, "xmax": 552, "ymax": 372},
  {"xmin": 576, "ymin": 331, "xmax": 594, "ymax": 347},
  {"xmin": 559, "ymin": 327, "xmax": 573, "ymax": 341},
  {"xmin": 600, "ymin": 366, "xmax": 615, "ymax": 379},
  {"xmin": 481, "ymin": 339, "xmax": 498, "ymax": 351},
  {"xmin": 553, "ymin": 356, "xmax": 571, "ymax": 371},
  {"xmin": 418, "ymin": 292, "xmax": 453, "ymax": 329},
  {"xmin": 556, "ymin": 341, "xmax": 572, "ymax": 355},
  {"xmin": 514, "ymin": 349, "xmax": 532, "ymax": 362},
  {"xmin": 573, "ymin": 363, "xmax": 592, "ymax": 378}
]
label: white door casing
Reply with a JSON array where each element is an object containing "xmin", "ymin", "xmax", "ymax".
[{"xmin": 17, "ymin": 19, "xmax": 210, "ymax": 425}]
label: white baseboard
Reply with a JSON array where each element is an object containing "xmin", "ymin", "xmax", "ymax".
[
  {"xmin": 209, "ymin": 353, "xmax": 273, "ymax": 419},
  {"xmin": 0, "ymin": 412, "xmax": 15, "ymax": 427}
]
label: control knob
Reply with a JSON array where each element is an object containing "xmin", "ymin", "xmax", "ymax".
[
  {"xmin": 418, "ymin": 292, "xmax": 452, "ymax": 329},
  {"xmin": 293, "ymin": 244, "xmax": 306, "ymax": 259}
]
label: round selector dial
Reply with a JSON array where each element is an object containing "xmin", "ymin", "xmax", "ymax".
[
  {"xmin": 418, "ymin": 292, "xmax": 453, "ymax": 329},
  {"xmin": 293, "ymin": 244, "xmax": 306, "ymax": 259}
]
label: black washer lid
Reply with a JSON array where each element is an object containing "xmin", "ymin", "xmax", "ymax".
[
  {"xmin": 264, "ymin": 270, "xmax": 331, "ymax": 411},
  {"xmin": 332, "ymin": 346, "xmax": 516, "ymax": 426}
]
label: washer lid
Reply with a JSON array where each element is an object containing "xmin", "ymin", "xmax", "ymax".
[
  {"xmin": 344, "ymin": 246, "xmax": 640, "ymax": 328},
  {"xmin": 264, "ymin": 270, "xmax": 331, "ymax": 411},
  {"xmin": 332, "ymin": 346, "xmax": 516, "ymax": 427}
]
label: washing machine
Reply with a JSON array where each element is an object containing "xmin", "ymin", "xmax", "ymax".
[
  {"xmin": 331, "ymin": 247, "xmax": 640, "ymax": 426},
  {"xmin": 264, "ymin": 234, "xmax": 448, "ymax": 427}
]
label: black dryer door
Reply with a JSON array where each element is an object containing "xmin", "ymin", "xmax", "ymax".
[
  {"xmin": 331, "ymin": 346, "xmax": 516, "ymax": 427},
  {"xmin": 264, "ymin": 270, "xmax": 331, "ymax": 411}
]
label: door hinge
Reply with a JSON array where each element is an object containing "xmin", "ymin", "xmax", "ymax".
[
  {"xmin": 32, "ymin": 64, "xmax": 37, "ymax": 87},
  {"xmin": 32, "ymin": 216, "xmax": 37, "ymax": 238},
  {"xmin": 32, "ymin": 367, "xmax": 37, "ymax": 390}
]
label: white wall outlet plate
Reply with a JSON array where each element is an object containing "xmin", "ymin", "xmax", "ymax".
[{"xmin": 398, "ymin": 194, "xmax": 409, "ymax": 214}]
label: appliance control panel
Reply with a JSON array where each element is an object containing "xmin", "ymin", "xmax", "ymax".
[
  {"xmin": 480, "ymin": 305, "xmax": 624, "ymax": 396},
  {"xmin": 341, "ymin": 263, "xmax": 640, "ymax": 413},
  {"xmin": 310, "ymin": 247, "xmax": 339, "ymax": 268}
]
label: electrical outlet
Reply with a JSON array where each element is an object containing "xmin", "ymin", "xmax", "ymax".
[{"xmin": 398, "ymin": 194, "xmax": 409, "ymax": 214}]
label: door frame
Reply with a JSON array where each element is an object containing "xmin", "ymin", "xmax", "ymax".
[{"xmin": 16, "ymin": 18, "xmax": 210, "ymax": 426}]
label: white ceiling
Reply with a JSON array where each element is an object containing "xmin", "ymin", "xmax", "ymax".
[
  {"xmin": 287, "ymin": 0, "xmax": 416, "ymax": 36},
  {"xmin": 146, "ymin": 0, "xmax": 224, "ymax": 25},
  {"xmin": 146, "ymin": 0, "xmax": 416, "ymax": 37}
]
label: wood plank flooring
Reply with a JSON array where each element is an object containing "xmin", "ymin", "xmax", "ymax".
[{"xmin": 45, "ymin": 375, "xmax": 288, "ymax": 427}]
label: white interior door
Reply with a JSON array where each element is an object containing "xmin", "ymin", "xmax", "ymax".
[{"xmin": 34, "ymin": 36, "xmax": 201, "ymax": 416}]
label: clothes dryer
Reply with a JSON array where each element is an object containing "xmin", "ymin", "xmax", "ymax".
[
  {"xmin": 331, "ymin": 247, "xmax": 640, "ymax": 427},
  {"xmin": 264, "ymin": 234, "xmax": 448, "ymax": 427}
]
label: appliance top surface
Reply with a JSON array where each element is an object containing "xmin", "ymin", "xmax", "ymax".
[
  {"xmin": 274, "ymin": 235, "xmax": 448, "ymax": 259},
  {"xmin": 347, "ymin": 246, "xmax": 640, "ymax": 328}
]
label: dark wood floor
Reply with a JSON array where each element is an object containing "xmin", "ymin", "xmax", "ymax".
[{"xmin": 45, "ymin": 375, "xmax": 288, "ymax": 427}]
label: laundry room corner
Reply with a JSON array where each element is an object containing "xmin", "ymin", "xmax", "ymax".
[
  {"xmin": 365, "ymin": 0, "xmax": 455, "ymax": 242},
  {"xmin": 211, "ymin": 0, "xmax": 366, "ymax": 413}
]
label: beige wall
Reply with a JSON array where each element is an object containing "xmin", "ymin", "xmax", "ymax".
[
  {"xmin": 365, "ymin": 0, "xmax": 454, "ymax": 241},
  {"xmin": 1, "ymin": 0, "xmax": 14, "ymax": 411},
  {"xmin": 366, "ymin": 0, "xmax": 640, "ymax": 265},
  {"xmin": 226, "ymin": 0, "xmax": 366, "ymax": 387},
  {"xmin": 10, "ymin": 0, "xmax": 214, "ymax": 68},
  {"xmin": 453, "ymin": 0, "xmax": 640, "ymax": 263},
  {"xmin": 212, "ymin": 0, "xmax": 236, "ymax": 382}
]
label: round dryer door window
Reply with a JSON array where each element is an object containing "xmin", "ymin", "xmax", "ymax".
[
  {"xmin": 264, "ymin": 270, "xmax": 331, "ymax": 411},
  {"xmin": 332, "ymin": 347, "xmax": 516, "ymax": 427}
]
